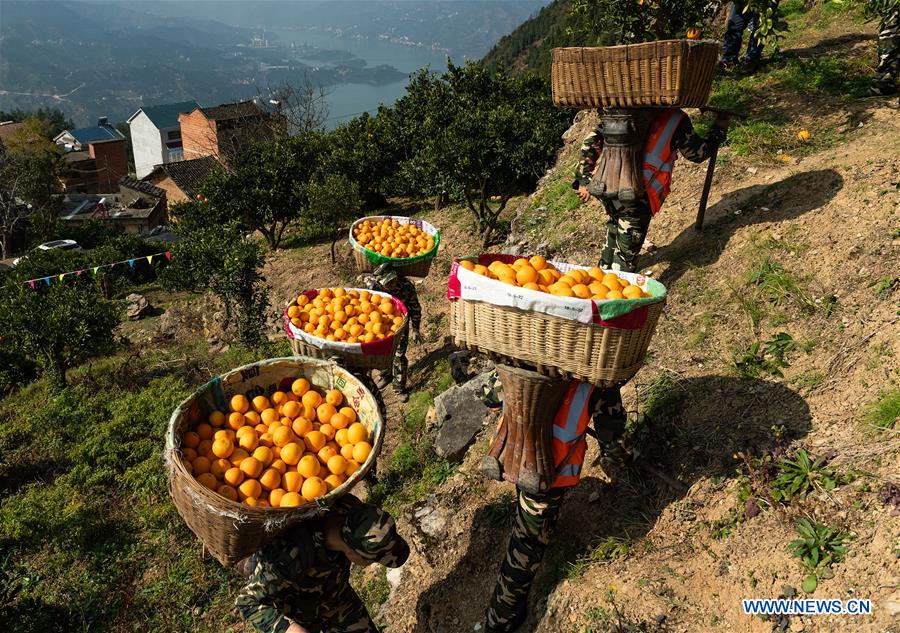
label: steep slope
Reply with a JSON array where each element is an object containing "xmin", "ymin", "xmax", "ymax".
[{"xmin": 482, "ymin": 0, "xmax": 571, "ymax": 77}]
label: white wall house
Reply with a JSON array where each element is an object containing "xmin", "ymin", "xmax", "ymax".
[{"xmin": 127, "ymin": 101, "xmax": 198, "ymax": 179}]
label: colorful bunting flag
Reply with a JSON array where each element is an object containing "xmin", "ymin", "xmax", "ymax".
[
  {"xmin": 27, "ymin": 280, "xmax": 35, "ymax": 289},
  {"xmin": 43, "ymin": 277, "xmax": 50, "ymax": 286},
  {"xmin": 58, "ymin": 274, "xmax": 65, "ymax": 281},
  {"xmin": 128, "ymin": 259, "xmax": 135, "ymax": 269},
  {"xmin": 18, "ymin": 251, "xmax": 172, "ymax": 289},
  {"xmin": 165, "ymin": 251, "xmax": 172, "ymax": 261},
  {"xmin": 92, "ymin": 266, "xmax": 99, "ymax": 274}
]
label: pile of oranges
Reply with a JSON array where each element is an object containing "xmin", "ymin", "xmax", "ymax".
[
  {"xmin": 287, "ymin": 288, "xmax": 405, "ymax": 344},
  {"xmin": 353, "ymin": 218, "xmax": 436, "ymax": 259},
  {"xmin": 459, "ymin": 256, "xmax": 651, "ymax": 300},
  {"xmin": 179, "ymin": 377, "xmax": 374, "ymax": 508}
]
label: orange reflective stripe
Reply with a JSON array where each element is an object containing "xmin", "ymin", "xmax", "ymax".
[
  {"xmin": 645, "ymin": 110, "xmax": 683, "ymax": 168},
  {"xmin": 642, "ymin": 110, "xmax": 685, "ymax": 214},
  {"xmin": 551, "ymin": 382, "xmax": 593, "ymax": 488}
]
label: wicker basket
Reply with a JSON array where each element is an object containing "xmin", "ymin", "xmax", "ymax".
[
  {"xmin": 551, "ymin": 40, "xmax": 720, "ymax": 109},
  {"xmin": 449, "ymin": 299, "xmax": 665, "ymax": 387},
  {"xmin": 284, "ymin": 289, "xmax": 408, "ymax": 372},
  {"xmin": 165, "ymin": 357, "xmax": 384, "ymax": 566},
  {"xmin": 350, "ymin": 216, "xmax": 439, "ymax": 278}
]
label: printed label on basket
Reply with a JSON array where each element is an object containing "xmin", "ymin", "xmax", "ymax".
[
  {"xmin": 447, "ymin": 254, "xmax": 666, "ymax": 326},
  {"xmin": 284, "ymin": 288, "xmax": 408, "ymax": 356}
]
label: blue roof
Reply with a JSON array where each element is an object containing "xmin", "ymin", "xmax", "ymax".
[
  {"xmin": 130, "ymin": 100, "xmax": 199, "ymax": 129},
  {"xmin": 69, "ymin": 123, "xmax": 124, "ymax": 145}
]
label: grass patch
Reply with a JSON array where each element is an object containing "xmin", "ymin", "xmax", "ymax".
[
  {"xmin": 353, "ymin": 566, "xmax": 391, "ymax": 616},
  {"xmin": 863, "ymin": 388, "xmax": 900, "ymax": 430},
  {"xmin": 747, "ymin": 258, "xmax": 818, "ymax": 315},
  {"xmin": 872, "ymin": 276, "xmax": 898, "ymax": 300},
  {"xmin": 519, "ymin": 164, "xmax": 583, "ymax": 235},
  {"xmin": 792, "ymin": 369, "xmax": 825, "ymax": 391},
  {"xmin": 731, "ymin": 332, "xmax": 795, "ymax": 378}
]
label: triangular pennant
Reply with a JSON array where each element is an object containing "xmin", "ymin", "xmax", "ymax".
[
  {"xmin": 165, "ymin": 251, "xmax": 172, "ymax": 261},
  {"xmin": 128, "ymin": 259, "xmax": 135, "ymax": 269},
  {"xmin": 76, "ymin": 269, "xmax": 83, "ymax": 277},
  {"xmin": 43, "ymin": 277, "xmax": 51, "ymax": 286},
  {"xmin": 27, "ymin": 280, "xmax": 35, "ymax": 289},
  {"xmin": 58, "ymin": 273, "xmax": 65, "ymax": 281},
  {"xmin": 92, "ymin": 266, "xmax": 99, "ymax": 274},
  {"xmin": 146, "ymin": 255, "xmax": 153, "ymax": 265}
]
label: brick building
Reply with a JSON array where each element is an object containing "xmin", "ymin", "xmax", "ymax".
[
  {"xmin": 144, "ymin": 156, "xmax": 218, "ymax": 207},
  {"xmin": 179, "ymin": 99, "xmax": 283, "ymax": 163},
  {"xmin": 54, "ymin": 117, "xmax": 128, "ymax": 193}
]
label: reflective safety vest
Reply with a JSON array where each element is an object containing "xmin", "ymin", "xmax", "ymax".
[
  {"xmin": 551, "ymin": 382, "xmax": 595, "ymax": 488},
  {"xmin": 643, "ymin": 109, "xmax": 686, "ymax": 215}
]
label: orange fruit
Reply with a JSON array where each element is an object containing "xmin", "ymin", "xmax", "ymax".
[
  {"xmin": 195, "ymin": 422, "xmax": 213, "ymax": 441},
  {"xmin": 571, "ymin": 284, "xmax": 592, "ymax": 299},
  {"xmin": 252, "ymin": 446, "xmax": 274, "ymax": 467},
  {"xmin": 344, "ymin": 460, "xmax": 361, "ymax": 477},
  {"xmin": 227, "ymin": 412, "xmax": 246, "ymax": 431},
  {"xmin": 335, "ymin": 428, "xmax": 350, "ymax": 447},
  {"xmin": 283, "ymin": 471, "xmax": 304, "ymax": 493},
  {"xmin": 301, "ymin": 390, "xmax": 322, "ymax": 409},
  {"xmin": 269, "ymin": 488, "xmax": 286, "ymax": 507},
  {"xmin": 529, "ymin": 255, "xmax": 548, "ymax": 271},
  {"xmin": 318, "ymin": 445, "xmax": 338, "ymax": 464},
  {"xmin": 251, "ymin": 395, "xmax": 270, "ymax": 413},
  {"xmin": 192, "ymin": 456, "xmax": 211, "ymax": 475},
  {"xmin": 257, "ymin": 500, "xmax": 270, "ymax": 508},
  {"xmin": 298, "ymin": 454, "xmax": 321, "ymax": 478},
  {"xmin": 459, "ymin": 259, "xmax": 476, "ymax": 271},
  {"xmin": 258, "ymin": 432, "xmax": 274, "ymax": 448},
  {"xmin": 259, "ymin": 468, "xmax": 282, "ymax": 491},
  {"xmin": 324, "ymin": 474, "xmax": 345, "ymax": 492},
  {"xmin": 277, "ymin": 440, "xmax": 300, "ymax": 465},
  {"xmin": 292, "ymin": 417, "xmax": 312, "ymax": 437},
  {"xmin": 301, "ymin": 477, "xmax": 327, "ymax": 501},
  {"xmin": 224, "ymin": 467, "xmax": 244, "ymax": 486},
  {"xmin": 282, "ymin": 401, "xmax": 301, "ymax": 419},
  {"xmin": 243, "ymin": 497, "xmax": 259, "ymax": 507},
  {"xmin": 516, "ymin": 266, "xmax": 538, "ymax": 285},
  {"xmin": 304, "ymin": 430, "xmax": 326, "ymax": 453},
  {"xmin": 208, "ymin": 411, "xmax": 226, "ymax": 428},
  {"xmin": 537, "ymin": 269, "xmax": 555, "ymax": 285},
  {"xmin": 229, "ymin": 448, "xmax": 250, "ymax": 466},
  {"xmin": 272, "ymin": 426, "xmax": 295, "ymax": 448},
  {"xmin": 329, "ymin": 412, "xmax": 350, "ymax": 430},
  {"xmin": 279, "ymin": 491, "xmax": 303, "ymax": 508},
  {"xmin": 587, "ymin": 267, "xmax": 604, "ymax": 282},
  {"xmin": 238, "ymin": 430, "xmax": 259, "ymax": 452},
  {"xmin": 319, "ymin": 424, "xmax": 336, "ymax": 441},
  {"xmin": 210, "ymin": 458, "xmax": 231, "ymax": 479},
  {"xmin": 622, "ymin": 285, "xmax": 643, "ymax": 299},
  {"xmin": 589, "ymin": 283, "xmax": 608, "ymax": 299},
  {"xmin": 244, "ymin": 411, "xmax": 261, "ymax": 426},
  {"xmin": 271, "ymin": 391, "xmax": 288, "ymax": 406},
  {"xmin": 325, "ymin": 389, "xmax": 343, "ymax": 407},
  {"xmin": 197, "ymin": 439, "xmax": 213, "ymax": 457},
  {"xmin": 270, "ymin": 458, "xmax": 287, "ymax": 474},
  {"xmin": 327, "ymin": 455, "xmax": 348, "ymax": 475},
  {"xmin": 239, "ymin": 456, "xmax": 263, "ymax": 479},
  {"xmin": 316, "ymin": 403, "xmax": 337, "ymax": 424},
  {"xmin": 182, "ymin": 447, "xmax": 198, "ymax": 462},
  {"xmin": 196, "ymin": 473, "xmax": 217, "ymax": 490},
  {"xmin": 217, "ymin": 484, "xmax": 239, "ymax": 502},
  {"xmin": 212, "ymin": 437, "xmax": 234, "ymax": 459},
  {"xmin": 182, "ymin": 431, "xmax": 200, "ymax": 449},
  {"xmin": 230, "ymin": 395, "xmax": 250, "ymax": 414},
  {"xmin": 606, "ymin": 290, "xmax": 624, "ymax": 300},
  {"xmin": 238, "ymin": 478, "xmax": 262, "ymax": 501},
  {"xmin": 340, "ymin": 444, "xmax": 355, "ymax": 460},
  {"xmin": 352, "ymin": 442, "xmax": 372, "ymax": 463},
  {"xmin": 347, "ymin": 423, "xmax": 368, "ymax": 444}
]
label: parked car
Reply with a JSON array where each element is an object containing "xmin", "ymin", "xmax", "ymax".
[{"xmin": 12, "ymin": 239, "xmax": 83, "ymax": 266}]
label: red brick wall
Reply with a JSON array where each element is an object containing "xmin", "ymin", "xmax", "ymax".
[
  {"xmin": 179, "ymin": 110, "xmax": 219, "ymax": 161},
  {"xmin": 88, "ymin": 140, "xmax": 127, "ymax": 193}
]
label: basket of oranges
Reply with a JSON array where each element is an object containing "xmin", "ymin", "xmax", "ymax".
[
  {"xmin": 350, "ymin": 216, "xmax": 439, "ymax": 278},
  {"xmin": 284, "ymin": 287, "xmax": 408, "ymax": 371},
  {"xmin": 165, "ymin": 357, "xmax": 384, "ymax": 566},
  {"xmin": 447, "ymin": 254, "xmax": 667, "ymax": 386}
]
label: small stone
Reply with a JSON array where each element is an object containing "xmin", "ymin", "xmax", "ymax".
[
  {"xmin": 747, "ymin": 167, "xmax": 758, "ymax": 175},
  {"xmin": 885, "ymin": 594, "xmax": 900, "ymax": 616},
  {"xmin": 433, "ymin": 371, "xmax": 493, "ymax": 461},
  {"xmin": 386, "ymin": 566, "xmax": 404, "ymax": 589},
  {"xmin": 588, "ymin": 491, "xmax": 601, "ymax": 503},
  {"xmin": 473, "ymin": 624, "xmax": 482, "ymax": 631},
  {"xmin": 790, "ymin": 618, "xmax": 805, "ymax": 632},
  {"xmin": 126, "ymin": 293, "xmax": 150, "ymax": 320}
]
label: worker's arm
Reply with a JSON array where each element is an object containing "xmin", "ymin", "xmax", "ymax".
[
  {"xmin": 235, "ymin": 556, "xmax": 307, "ymax": 633},
  {"xmin": 573, "ymin": 123, "xmax": 604, "ymax": 200},
  {"xmin": 672, "ymin": 116, "xmax": 726, "ymax": 163}
]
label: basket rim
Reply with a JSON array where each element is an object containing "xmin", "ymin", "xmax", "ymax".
[
  {"xmin": 349, "ymin": 215, "xmax": 440, "ymax": 264},
  {"xmin": 166, "ymin": 356, "xmax": 385, "ymax": 515},
  {"xmin": 553, "ymin": 39, "xmax": 722, "ymax": 54},
  {"xmin": 284, "ymin": 287, "xmax": 409, "ymax": 354}
]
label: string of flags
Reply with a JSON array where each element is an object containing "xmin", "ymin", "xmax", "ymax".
[{"xmin": 22, "ymin": 251, "xmax": 173, "ymax": 289}]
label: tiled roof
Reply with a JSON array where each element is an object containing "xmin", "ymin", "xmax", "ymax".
[
  {"xmin": 150, "ymin": 156, "xmax": 218, "ymax": 199},
  {"xmin": 201, "ymin": 100, "xmax": 266, "ymax": 121},
  {"xmin": 0, "ymin": 121, "xmax": 25, "ymax": 142},
  {"xmin": 68, "ymin": 122, "xmax": 124, "ymax": 145},
  {"xmin": 119, "ymin": 176, "xmax": 166, "ymax": 198},
  {"xmin": 129, "ymin": 100, "xmax": 199, "ymax": 129}
]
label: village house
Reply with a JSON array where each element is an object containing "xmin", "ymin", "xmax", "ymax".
[
  {"xmin": 0, "ymin": 120, "xmax": 27, "ymax": 145},
  {"xmin": 53, "ymin": 117, "xmax": 128, "ymax": 194},
  {"xmin": 143, "ymin": 155, "xmax": 218, "ymax": 207},
  {"xmin": 179, "ymin": 98, "xmax": 283, "ymax": 163},
  {"xmin": 59, "ymin": 177, "xmax": 167, "ymax": 235},
  {"xmin": 126, "ymin": 100, "xmax": 198, "ymax": 178}
]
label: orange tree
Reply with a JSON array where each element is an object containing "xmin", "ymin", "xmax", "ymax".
[{"xmin": 567, "ymin": 0, "xmax": 722, "ymax": 44}]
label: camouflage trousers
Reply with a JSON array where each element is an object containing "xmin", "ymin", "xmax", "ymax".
[
  {"xmin": 379, "ymin": 326, "xmax": 408, "ymax": 392},
  {"xmin": 599, "ymin": 196, "xmax": 653, "ymax": 273},
  {"xmin": 485, "ymin": 488, "xmax": 566, "ymax": 633},
  {"xmin": 875, "ymin": 9, "xmax": 899, "ymax": 91},
  {"xmin": 299, "ymin": 589, "xmax": 379, "ymax": 633}
]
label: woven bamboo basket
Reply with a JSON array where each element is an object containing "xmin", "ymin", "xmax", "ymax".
[
  {"xmin": 165, "ymin": 357, "xmax": 384, "ymax": 566},
  {"xmin": 551, "ymin": 40, "xmax": 720, "ymax": 109},
  {"xmin": 284, "ymin": 289, "xmax": 408, "ymax": 372},
  {"xmin": 449, "ymin": 299, "xmax": 665, "ymax": 387},
  {"xmin": 350, "ymin": 215, "xmax": 440, "ymax": 278}
]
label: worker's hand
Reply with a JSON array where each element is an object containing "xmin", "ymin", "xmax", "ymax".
[
  {"xmin": 577, "ymin": 186, "xmax": 591, "ymax": 202},
  {"xmin": 707, "ymin": 126, "xmax": 727, "ymax": 146},
  {"xmin": 286, "ymin": 623, "xmax": 310, "ymax": 633},
  {"xmin": 410, "ymin": 329, "xmax": 422, "ymax": 345}
]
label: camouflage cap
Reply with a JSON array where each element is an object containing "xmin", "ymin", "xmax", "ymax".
[
  {"xmin": 373, "ymin": 263, "xmax": 398, "ymax": 287},
  {"xmin": 341, "ymin": 503, "xmax": 409, "ymax": 568}
]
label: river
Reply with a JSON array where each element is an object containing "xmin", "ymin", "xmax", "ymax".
[{"xmin": 263, "ymin": 27, "xmax": 464, "ymax": 126}]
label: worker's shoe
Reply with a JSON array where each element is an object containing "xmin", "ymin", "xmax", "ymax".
[
  {"xmin": 869, "ymin": 79, "xmax": 898, "ymax": 97},
  {"xmin": 374, "ymin": 372, "xmax": 392, "ymax": 390},
  {"xmin": 393, "ymin": 386, "xmax": 409, "ymax": 403},
  {"xmin": 739, "ymin": 57, "xmax": 762, "ymax": 75},
  {"xmin": 719, "ymin": 59, "xmax": 739, "ymax": 73}
]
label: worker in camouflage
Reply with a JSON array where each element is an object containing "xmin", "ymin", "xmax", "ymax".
[
  {"xmin": 477, "ymin": 371, "xmax": 628, "ymax": 633},
  {"xmin": 871, "ymin": 4, "xmax": 899, "ymax": 96},
  {"xmin": 574, "ymin": 113, "xmax": 724, "ymax": 274},
  {"xmin": 235, "ymin": 495, "xmax": 409, "ymax": 633},
  {"xmin": 359, "ymin": 263, "xmax": 422, "ymax": 402}
]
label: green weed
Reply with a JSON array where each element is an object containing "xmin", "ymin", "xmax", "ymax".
[
  {"xmin": 484, "ymin": 491, "xmax": 515, "ymax": 528},
  {"xmin": 873, "ymin": 276, "xmax": 898, "ymax": 300},
  {"xmin": 747, "ymin": 258, "xmax": 817, "ymax": 314},
  {"xmin": 792, "ymin": 369, "xmax": 825, "ymax": 391},
  {"xmin": 771, "ymin": 448, "xmax": 850, "ymax": 502},
  {"xmin": 863, "ymin": 388, "xmax": 900, "ymax": 430},
  {"xmin": 354, "ymin": 566, "xmax": 391, "ymax": 615},
  {"xmin": 732, "ymin": 333, "xmax": 795, "ymax": 378},
  {"xmin": 788, "ymin": 518, "xmax": 852, "ymax": 593}
]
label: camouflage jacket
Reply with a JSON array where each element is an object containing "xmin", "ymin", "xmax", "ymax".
[
  {"xmin": 235, "ymin": 516, "xmax": 352, "ymax": 632},
  {"xmin": 361, "ymin": 275, "xmax": 422, "ymax": 332},
  {"xmin": 574, "ymin": 111, "xmax": 718, "ymax": 187}
]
